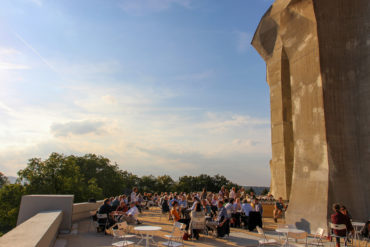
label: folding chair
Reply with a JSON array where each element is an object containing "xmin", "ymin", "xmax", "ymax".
[
  {"xmin": 256, "ymin": 226, "xmax": 280, "ymax": 246},
  {"xmin": 161, "ymin": 222, "xmax": 185, "ymax": 247},
  {"xmin": 308, "ymin": 228, "xmax": 325, "ymax": 246},
  {"xmin": 112, "ymin": 221, "xmax": 136, "ymax": 247}
]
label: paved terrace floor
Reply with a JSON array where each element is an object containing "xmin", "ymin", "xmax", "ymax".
[{"xmin": 55, "ymin": 207, "xmax": 336, "ymax": 247}]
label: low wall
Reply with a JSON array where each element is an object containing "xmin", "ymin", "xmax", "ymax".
[
  {"xmin": 262, "ymin": 203, "xmax": 274, "ymax": 218},
  {"xmin": 0, "ymin": 211, "xmax": 63, "ymax": 247},
  {"xmin": 17, "ymin": 195, "xmax": 74, "ymax": 231},
  {"xmin": 72, "ymin": 200, "xmax": 103, "ymax": 222}
]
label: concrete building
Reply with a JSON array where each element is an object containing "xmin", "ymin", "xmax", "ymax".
[{"xmin": 252, "ymin": 0, "xmax": 370, "ymax": 232}]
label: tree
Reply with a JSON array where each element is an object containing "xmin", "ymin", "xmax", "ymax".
[
  {"xmin": 261, "ymin": 188, "xmax": 269, "ymax": 195},
  {"xmin": 156, "ymin": 175, "xmax": 175, "ymax": 192},
  {"xmin": 0, "ymin": 172, "xmax": 9, "ymax": 189},
  {"xmin": 0, "ymin": 184, "xmax": 26, "ymax": 235}
]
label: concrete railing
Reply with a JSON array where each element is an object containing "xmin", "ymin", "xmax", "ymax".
[
  {"xmin": 0, "ymin": 211, "xmax": 63, "ymax": 247},
  {"xmin": 72, "ymin": 200, "xmax": 103, "ymax": 222}
]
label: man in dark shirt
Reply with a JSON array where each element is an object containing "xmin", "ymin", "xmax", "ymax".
[
  {"xmin": 331, "ymin": 203, "xmax": 354, "ymax": 247},
  {"xmin": 98, "ymin": 198, "xmax": 114, "ymax": 228}
]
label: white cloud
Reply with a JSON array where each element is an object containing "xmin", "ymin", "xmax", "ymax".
[
  {"xmin": 119, "ymin": 0, "xmax": 192, "ymax": 15},
  {"xmin": 50, "ymin": 120, "xmax": 107, "ymax": 137},
  {"xmin": 235, "ymin": 31, "xmax": 252, "ymax": 53},
  {"xmin": 0, "ymin": 62, "xmax": 29, "ymax": 70}
]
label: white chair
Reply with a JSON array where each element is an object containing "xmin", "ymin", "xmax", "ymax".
[
  {"xmin": 189, "ymin": 215, "xmax": 207, "ymax": 240},
  {"xmin": 329, "ymin": 223, "xmax": 352, "ymax": 247},
  {"xmin": 112, "ymin": 221, "xmax": 136, "ymax": 247},
  {"xmin": 288, "ymin": 231, "xmax": 308, "ymax": 246},
  {"xmin": 161, "ymin": 222, "xmax": 185, "ymax": 247},
  {"xmin": 256, "ymin": 226, "xmax": 280, "ymax": 246},
  {"xmin": 308, "ymin": 228, "xmax": 325, "ymax": 246},
  {"xmin": 96, "ymin": 213, "xmax": 109, "ymax": 233}
]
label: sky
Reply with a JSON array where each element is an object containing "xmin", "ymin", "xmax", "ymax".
[{"xmin": 0, "ymin": 0, "xmax": 274, "ymax": 186}]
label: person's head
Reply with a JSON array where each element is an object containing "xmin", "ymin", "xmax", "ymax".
[
  {"xmin": 232, "ymin": 187, "xmax": 235, "ymax": 191},
  {"xmin": 278, "ymin": 197, "xmax": 283, "ymax": 202},
  {"xmin": 224, "ymin": 198, "xmax": 229, "ymax": 204},
  {"xmin": 229, "ymin": 198, "xmax": 234, "ymax": 204},
  {"xmin": 130, "ymin": 202, "xmax": 135, "ymax": 208},
  {"xmin": 120, "ymin": 201, "xmax": 126, "ymax": 207},
  {"xmin": 332, "ymin": 203, "xmax": 341, "ymax": 212},
  {"xmin": 255, "ymin": 198, "xmax": 259, "ymax": 204},
  {"xmin": 242, "ymin": 199, "xmax": 248, "ymax": 204},
  {"xmin": 340, "ymin": 205, "xmax": 348, "ymax": 215},
  {"xmin": 218, "ymin": 200, "xmax": 224, "ymax": 208},
  {"xmin": 133, "ymin": 187, "xmax": 138, "ymax": 192},
  {"xmin": 104, "ymin": 198, "xmax": 110, "ymax": 205},
  {"xmin": 221, "ymin": 186, "xmax": 225, "ymax": 191}
]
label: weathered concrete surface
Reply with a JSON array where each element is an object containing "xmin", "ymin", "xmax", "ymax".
[
  {"xmin": 72, "ymin": 200, "xmax": 103, "ymax": 222},
  {"xmin": 252, "ymin": 0, "xmax": 370, "ymax": 233},
  {"xmin": 17, "ymin": 195, "xmax": 74, "ymax": 232},
  {"xmin": 0, "ymin": 211, "xmax": 63, "ymax": 247}
]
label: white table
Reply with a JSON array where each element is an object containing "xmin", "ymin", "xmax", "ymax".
[
  {"xmin": 134, "ymin": 226, "xmax": 162, "ymax": 247},
  {"xmin": 276, "ymin": 228, "xmax": 305, "ymax": 246}
]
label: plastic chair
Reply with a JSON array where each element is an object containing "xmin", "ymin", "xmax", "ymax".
[
  {"xmin": 161, "ymin": 222, "xmax": 185, "ymax": 247},
  {"xmin": 256, "ymin": 226, "xmax": 280, "ymax": 246}
]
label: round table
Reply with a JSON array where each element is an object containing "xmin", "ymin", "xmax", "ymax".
[
  {"xmin": 276, "ymin": 228, "xmax": 305, "ymax": 246},
  {"xmin": 134, "ymin": 226, "xmax": 162, "ymax": 247}
]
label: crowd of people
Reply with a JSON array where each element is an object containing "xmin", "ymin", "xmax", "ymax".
[
  {"xmin": 94, "ymin": 186, "xmax": 368, "ymax": 244},
  {"xmin": 94, "ymin": 186, "xmax": 268, "ymax": 238}
]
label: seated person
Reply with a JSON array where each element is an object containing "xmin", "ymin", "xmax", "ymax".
[
  {"xmin": 111, "ymin": 196, "xmax": 120, "ymax": 210},
  {"xmin": 119, "ymin": 202, "xmax": 141, "ymax": 225},
  {"xmin": 98, "ymin": 198, "xmax": 115, "ymax": 229},
  {"xmin": 206, "ymin": 200, "xmax": 229, "ymax": 238},
  {"xmin": 171, "ymin": 201, "xmax": 190, "ymax": 230},
  {"xmin": 273, "ymin": 197, "xmax": 286, "ymax": 223},
  {"xmin": 115, "ymin": 201, "xmax": 129, "ymax": 213},
  {"xmin": 331, "ymin": 203, "xmax": 354, "ymax": 247},
  {"xmin": 201, "ymin": 199, "xmax": 212, "ymax": 216}
]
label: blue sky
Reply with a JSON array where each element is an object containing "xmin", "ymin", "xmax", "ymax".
[{"xmin": 0, "ymin": 0, "xmax": 274, "ymax": 186}]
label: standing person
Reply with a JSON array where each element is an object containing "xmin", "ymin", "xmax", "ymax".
[
  {"xmin": 331, "ymin": 203, "xmax": 354, "ymax": 247},
  {"xmin": 219, "ymin": 186, "xmax": 225, "ymax": 198},
  {"xmin": 229, "ymin": 187, "xmax": 236, "ymax": 200},
  {"xmin": 130, "ymin": 187, "xmax": 138, "ymax": 204},
  {"xmin": 254, "ymin": 198, "xmax": 263, "ymax": 217},
  {"xmin": 241, "ymin": 199, "xmax": 254, "ymax": 229},
  {"xmin": 201, "ymin": 188, "xmax": 207, "ymax": 200}
]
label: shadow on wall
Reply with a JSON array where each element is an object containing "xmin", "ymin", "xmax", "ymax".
[{"xmin": 295, "ymin": 218, "xmax": 311, "ymax": 234}]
